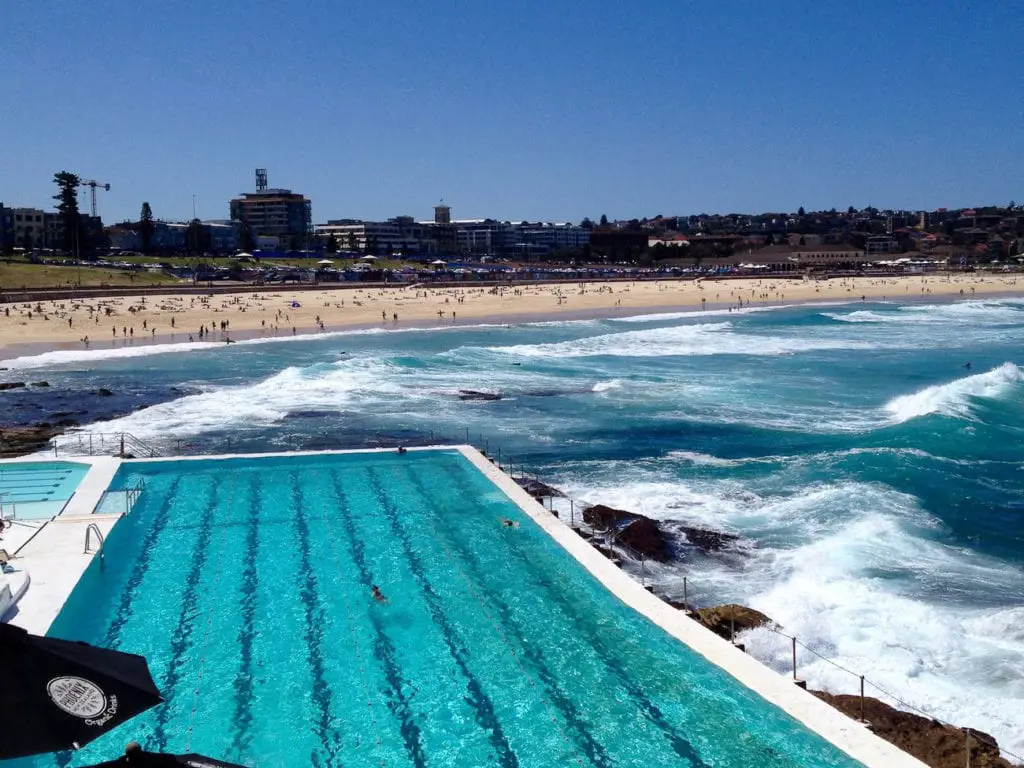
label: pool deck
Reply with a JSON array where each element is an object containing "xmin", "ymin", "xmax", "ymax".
[{"xmin": 0, "ymin": 446, "xmax": 928, "ymax": 768}]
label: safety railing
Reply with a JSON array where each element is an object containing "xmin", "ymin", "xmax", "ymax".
[
  {"xmin": 52, "ymin": 431, "xmax": 165, "ymax": 459},
  {"xmin": 84, "ymin": 523, "xmax": 105, "ymax": 563},
  {"xmin": 488, "ymin": 456, "xmax": 1024, "ymax": 768}
]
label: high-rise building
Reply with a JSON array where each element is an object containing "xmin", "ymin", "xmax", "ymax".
[{"xmin": 229, "ymin": 169, "xmax": 312, "ymax": 250}]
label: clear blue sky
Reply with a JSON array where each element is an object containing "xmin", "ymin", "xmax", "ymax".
[{"xmin": 2, "ymin": 1, "xmax": 1022, "ymax": 224}]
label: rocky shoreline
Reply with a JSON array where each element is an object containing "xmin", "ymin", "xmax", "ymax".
[{"xmin": 514, "ymin": 479, "xmax": 1019, "ymax": 768}]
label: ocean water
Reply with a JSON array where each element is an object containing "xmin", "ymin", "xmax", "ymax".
[{"xmin": 3, "ymin": 297, "xmax": 1023, "ymax": 756}]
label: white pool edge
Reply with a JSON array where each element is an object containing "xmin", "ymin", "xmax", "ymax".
[{"xmin": 457, "ymin": 446, "xmax": 929, "ymax": 768}]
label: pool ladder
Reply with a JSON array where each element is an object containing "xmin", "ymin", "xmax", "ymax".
[{"xmin": 84, "ymin": 523, "xmax": 105, "ymax": 565}]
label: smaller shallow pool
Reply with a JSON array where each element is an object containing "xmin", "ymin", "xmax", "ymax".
[{"xmin": 0, "ymin": 461, "xmax": 91, "ymax": 520}]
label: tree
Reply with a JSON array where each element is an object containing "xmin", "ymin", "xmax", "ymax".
[
  {"xmin": 325, "ymin": 234, "xmax": 338, "ymax": 253},
  {"xmin": 21, "ymin": 231, "xmax": 33, "ymax": 252},
  {"xmin": 186, "ymin": 218, "xmax": 208, "ymax": 254},
  {"xmin": 798, "ymin": 234, "xmax": 806, "ymax": 246},
  {"xmin": 346, "ymin": 232, "xmax": 358, "ymax": 253},
  {"xmin": 237, "ymin": 220, "xmax": 255, "ymax": 252},
  {"xmin": 847, "ymin": 205, "xmax": 856, "ymax": 215},
  {"xmin": 599, "ymin": 214, "xmax": 609, "ymax": 227},
  {"xmin": 139, "ymin": 202, "xmax": 155, "ymax": 254},
  {"xmin": 52, "ymin": 171, "xmax": 81, "ymax": 257},
  {"xmin": 580, "ymin": 217, "xmax": 594, "ymax": 230},
  {"xmin": 798, "ymin": 206, "xmax": 806, "ymax": 216}
]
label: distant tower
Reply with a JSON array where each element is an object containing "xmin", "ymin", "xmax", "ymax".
[
  {"xmin": 434, "ymin": 201, "xmax": 451, "ymax": 225},
  {"xmin": 255, "ymin": 168, "xmax": 268, "ymax": 192}
]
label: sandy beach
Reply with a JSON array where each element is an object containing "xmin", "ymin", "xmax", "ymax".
[{"xmin": 1, "ymin": 273, "xmax": 1021, "ymax": 359}]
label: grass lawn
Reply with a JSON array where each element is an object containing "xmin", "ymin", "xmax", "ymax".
[{"xmin": 0, "ymin": 261, "xmax": 182, "ymax": 290}]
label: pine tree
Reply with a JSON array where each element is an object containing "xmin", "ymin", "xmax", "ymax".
[
  {"xmin": 52, "ymin": 171, "xmax": 81, "ymax": 256},
  {"xmin": 139, "ymin": 202, "xmax": 155, "ymax": 254}
]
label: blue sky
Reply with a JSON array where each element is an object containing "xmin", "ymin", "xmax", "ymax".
[{"xmin": 2, "ymin": 1, "xmax": 1022, "ymax": 224}]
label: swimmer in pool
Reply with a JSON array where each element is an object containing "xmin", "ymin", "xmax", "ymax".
[
  {"xmin": 371, "ymin": 585, "xmax": 390, "ymax": 604},
  {"xmin": 501, "ymin": 518, "xmax": 519, "ymax": 529}
]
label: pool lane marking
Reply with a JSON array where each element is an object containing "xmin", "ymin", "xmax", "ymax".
[
  {"xmin": 399, "ymin": 467, "xmax": 600, "ymax": 768},
  {"xmin": 229, "ymin": 472, "xmax": 262, "ymax": 761},
  {"xmin": 309, "ymin": 468, "xmax": 386, "ymax": 767},
  {"xmin": 103, "ymin": 475, "xmax": 183, "ymax": 649},
  {"xmin": 441, "ymin": 462, "xmax": 713, "ymax": 768},
  {"xmin": 185, "ymin": 469, "xmax": 238, "ymax": 752},
  {"xmin": 152, "ymin": 473, "xmax": 224, "ymax": 751},
  {"xmin": 366, "ymin": 468, "xmax": 521, "ymax": 768},
  {"xmin": 327, "ymin": 471, "xmax": 428, "ymax": 768},
  {"xmin": 290, "ymin": 471, "xmax": 345, "ymax": 768}
]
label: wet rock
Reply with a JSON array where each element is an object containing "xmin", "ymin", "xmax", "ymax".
[
  {"xmin": 458, "ymin": 389, "xmax": 502, "ymax": 401},
  {"xmin": 665, "ymin": 522, "xmax": 741, "ymax": 553},
  {"xmin": 93, "ymin": 388, "xmax": 114, "ymax": 397},
  {"xmin": 582, "ymin": 503, "xmax": 743, "ymax": 563},
  {"xmin": 812, "ymin": 691, "xmax": 1013, "ymax": 768},
  {"xmin": 583, "ymin": 504, "xmax": 673, "ymax": 561},
  {"xmin": 0, "ymin": 423, "xmax": 61, "ymax": 456},
  {"xmin": 515, "ymin": 477, "xmax": 566, "ymax": 499},
  {"xmin": 30, "ymin": 381, "xmax": 49, "ymax": 387},
  {"xmin": 695, "ymin": 604, "xmax": 773, "ymax": 639},
  {"xmin": 0, "ymin": 382, "xmax": 26, "ymax": 391}
]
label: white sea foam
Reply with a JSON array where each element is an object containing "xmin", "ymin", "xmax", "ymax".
[
  {"xmin": 665, "ymin": 450, "xmax": 743, "ymax": 467},
  {"xmin": 555, "ymin": 469, "xmax": 1024, "ymax": 755},
  {"xmin": 825, "ymin": 299, "xmax": 1024, "ymax": 326},
  {"xmin": 884, "ymin": 362, "xmax": 1024, "ymax": 423},
  {"xmin": 486, "ymin": 322, "xmax": 876, "ymax": 359},
  {"xmin": 592, "ymin": 379, "xmax": 624, "ymax": 393}
]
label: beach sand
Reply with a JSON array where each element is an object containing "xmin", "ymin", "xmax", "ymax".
[{"xmin": 1, "ymin": 273, "xmax": 1021, "ymax": 359}]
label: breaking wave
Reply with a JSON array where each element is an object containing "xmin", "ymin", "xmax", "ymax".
[{"xmin": 884, "ymin": 363, "xmax": 1024, "ymax": 422}]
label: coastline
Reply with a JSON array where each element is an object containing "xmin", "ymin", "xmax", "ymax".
[{"xmin": 2, "ymin": 273, "xmax": 1022, "ymax": 363}]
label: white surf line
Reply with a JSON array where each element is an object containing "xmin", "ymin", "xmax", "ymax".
[{"xmin": 458, "ymin": 445, "xmax": 929, "ymax": 768}]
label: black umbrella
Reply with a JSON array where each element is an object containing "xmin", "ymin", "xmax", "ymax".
[
  {"xmin": 84, "ymin": 743, "xmax": 245, "ymax": 767},
  {"xmin": 0, "ymin": 623, "xmax": 163, "ymax": 760}
]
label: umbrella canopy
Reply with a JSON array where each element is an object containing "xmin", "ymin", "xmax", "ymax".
[
  {"xmin": 430, "ymin": 259, "xmax": 447, "ymax": 266},
  {"xmin": 360, "ymin": 254, "xmax": 378, "ymax": 261},
  {"xmin": 84, "ymin": 743, "xmax": 244, "ymax": 768},
  {"xmin": 0, "ymin": 623, "xmax": 163, "ymax": 760},
  {"xmin": 316, "ymin": 259, "xmax": 335, "ymax": 265}
]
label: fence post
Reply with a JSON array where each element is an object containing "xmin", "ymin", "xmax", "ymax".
[
  {"xmin": 570, "ymin": 499, "xmax": 574, "ymax": 527},
  {"xmin": 119, "ymin": 434, "xmax": 125, "ymax": 459},
  {"xmin": 791, "ymin": 637, "xmax": 797, "ymax": 680},
  {"xmin": 640, "ymin": 554, "xmax": 646, "ymax": 587},
  {"xmin": 860, "ymin": 676, "xmax": 865, "ymax": 723},
  {"xmin": 965, "ymin": 728, "xmax": 971, "ymax": 768},
  {"xmin": 683, "ymin": 577, "xmax": 688, "ymax": 612},
  {"xmin": 730, "ymin": 615, "xmax": 736, "ymax": 643},
  {"xmin": 465, "ymin": 426, "xmax": 470, "ymax": 444}
]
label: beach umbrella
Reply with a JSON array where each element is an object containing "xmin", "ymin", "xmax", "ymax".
[
  {"xmin": 361, "ymin": 255, "xmax": 378, "ymax": 261},
  {"xmin": 431, "ymin": 259, "xmax": 447, "ymax": 266},
  {"xmin": 83, "ymin": 742, "xmax": 245, "ymax": 768},
  {"xmin": 316, "ymin": 259, "xmax": 335, "ymax": 265},
  {"xmin": 0, "ymin": 623, "xmax": 163, "ymax": 760}
]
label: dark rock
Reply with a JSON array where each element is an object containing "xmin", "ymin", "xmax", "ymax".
[
  {"xmin": 695, "ymin": 604, "xmax": 773, "ymax": 639},
  {"xmin": 0, "ymin": 423, "xmax": 61, "ymax": 457},
  {"xmin": 582, "ymin": 503, "xmax": 743, "ymax": 563},
  {"xmin": 583, "ymin": 504, "xmax": 673, "ymax": 561},
  {"xmin": 54, "ymin": 418, "xmax": 79, "ymax": 428},
  {"xmin": 812, "ymin": 691, "xmax": 1013, "ymax": 768},
  {"xmin": 515, "ymin": 477, "xmax": 566, "ymax": 498},
  {"xmin": 93, "ymin": 388, "xmax": 114, "ymax": 397},
  {"xmin": 458, "ymin": 389, "xmax": 502, "ymax": 401},
  {"xmin": 30, "ymin": 381, "xmax": 49, "ymax": 387},
  {"xmin": 0, "ymin": 382, "xmax": 26, "ymax": 391},
  {"xmin": 665, "ymin": 522, "xmax": 741, "ymax": 553}
]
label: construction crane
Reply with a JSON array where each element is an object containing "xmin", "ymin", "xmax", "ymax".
[{"xmin": 80, "ymin": 179, "xmax": 111, "ymax": 218}]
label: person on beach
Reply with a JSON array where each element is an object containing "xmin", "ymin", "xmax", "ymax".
[{"xmin": 371, "ymin": 585, "xmax": 390, "ymax": 604}]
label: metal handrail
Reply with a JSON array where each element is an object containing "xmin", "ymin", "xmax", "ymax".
[{"xmin": 84, "ymin": 523, "xmax": 105, "ymax": 560}]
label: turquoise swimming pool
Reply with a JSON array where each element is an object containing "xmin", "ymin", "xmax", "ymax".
[
  {"xmin": 0, "ymin": 461, "xmax": 90, "ymax": 521},
  {"xmin": 10, "ymin": 450, "xmax": 864, "ymax": 767}
]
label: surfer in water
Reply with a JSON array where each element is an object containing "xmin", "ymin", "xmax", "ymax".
[{"xmin": 964, "ymin": 362, "xmax": 972, "ymax": 370}]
